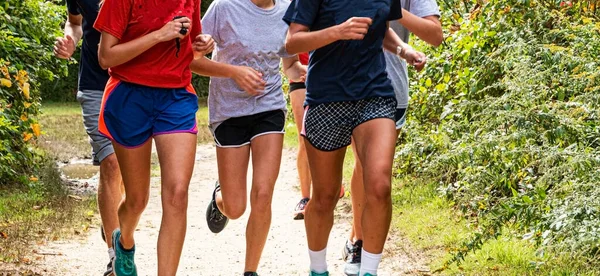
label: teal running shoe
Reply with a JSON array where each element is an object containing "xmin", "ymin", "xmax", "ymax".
[
  {"xmin": 111, "ymin": 229, "xmax": 137, "ymax": 276},
  {"xmin": 309, "ymin": 271, "xmax": 329, "ymax": 276},
  {"xmin": 364, "ymin": 274, "xmax": 376, "ymax": 276}
]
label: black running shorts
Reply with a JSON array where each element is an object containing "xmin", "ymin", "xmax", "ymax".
[{"xmin": 212, "ymin": 110, "xmax": 285, "ymax": 147}]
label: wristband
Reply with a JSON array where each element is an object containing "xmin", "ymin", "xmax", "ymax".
[{"xmin": 396, "ymin": 45, "xmax": 404, "ymax": 58}]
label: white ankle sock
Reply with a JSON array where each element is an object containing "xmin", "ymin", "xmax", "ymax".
[
  {"xmin": 308, "ymin": 248, "xmax": 328, "ymax": 273},
  {"xmin": 108, "ymin": 248, "xmax": 115, "ymax": 259},
  {"xmin": 359, "ymin": 249, "xmax": 382, "ymax": 276}
]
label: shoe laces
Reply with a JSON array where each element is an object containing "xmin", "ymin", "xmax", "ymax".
[
  {"xmin": 211, "ymin": 209, "xmax": 226, "ymax": 221},
  {"xmin": 211, "ymin": 184, "xmax": 225, "ymax": 221},
  {"xmin": 349, "ymin": 241, "xmax": 362, "ymax": 263}
]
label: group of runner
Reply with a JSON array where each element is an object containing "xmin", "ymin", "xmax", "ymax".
[{"xmin": 53, "ymin": 0, "xmax": 441, "ymax": 275}]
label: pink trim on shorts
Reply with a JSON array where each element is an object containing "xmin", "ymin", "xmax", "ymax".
[
  {"xmin": 99, "ymin": 131, "xmax": 152, "ymax": 150},
  {"xmin": 153, "ymin": 122, "xmax": 199, "ymax": 137},
  {"xmin": 300, "ymin": 105, "xmax": 309, "ymax": 136}
]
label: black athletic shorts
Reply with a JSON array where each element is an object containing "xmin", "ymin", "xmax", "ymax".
[
  {"xmin": 289, "ymin": 82, "xmax": 306, "ymax": 93},
  {"xmin": 212, "ymin": 109, "xmax": 285, "ymax": 147},
  {"xmin": 301, "ymin": 97, "xmax": 396, "ymax": 151}
]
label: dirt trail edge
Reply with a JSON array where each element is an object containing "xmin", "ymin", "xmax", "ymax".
[{"xmin": 34, "ymin": 144, "xmax": 426, "ymax": 275}]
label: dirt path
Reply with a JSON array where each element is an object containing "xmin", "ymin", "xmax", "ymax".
[{"xmin": 31, "ymin": 144, "xmax": 425, "ymax": 275}]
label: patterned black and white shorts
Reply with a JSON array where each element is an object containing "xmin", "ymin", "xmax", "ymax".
[{"xmin": 301, "ymin": 97, "xmax": 397, "ymax": 151}]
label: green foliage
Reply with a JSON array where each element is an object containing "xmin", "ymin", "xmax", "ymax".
[
  {"xmin": 0, "ymin": 60, "xmax": 45, "ymax": 186},
  {"xmin": 0, "ymin": 0, "xmax": 69, "ymax": 185},
  {"xmin": 396, "ymin": 0, "xmax": 600, "ymax": 268},
  {"xmin": 0, "ymin": 0, "xmax": 68, "ymax": 82}
]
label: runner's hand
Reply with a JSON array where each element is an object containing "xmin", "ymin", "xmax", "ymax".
[
  {"xmin": 289, "ymin": 65, "xmax": 307, "ymax": 83},
  {"xmin": 335, "ymin": 17, "xmax": 372, "ymax": 40},
  {"xmin": 403, "ymin": 49, "xmax": 427, "ymax": 72},
  {"xmin": 155, "ymin": 17, "xmax": 191, "ymax": 42},
  {"xmin": 54, "ymin": 35, "xmax": 76, "ymax": 59},
  {"xmin": 193, "ymin": 34, "xmax": 215, "ymax": 56},
  {"xmin": 232, "ymin": 66, "xmax": 266, "ymax": 96}
]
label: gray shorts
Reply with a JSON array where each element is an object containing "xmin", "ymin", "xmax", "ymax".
[
  {"xmin": 395, "ymin": 108, "xmax": 407, "ymax": 129},
  {"xmin": 77, "ymin": 90, "xmax": 115, "ymax": 166}
]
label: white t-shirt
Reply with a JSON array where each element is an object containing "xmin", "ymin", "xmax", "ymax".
[
  {"xmin": 385, "ymin": 0, "xmax": 441, "ymax": 109},
  {"xmin": 202, "ymin": 0, "xmax": 292, "ymax": 127}
]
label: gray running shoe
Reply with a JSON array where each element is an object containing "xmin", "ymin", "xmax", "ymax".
[
  {"xmin": 293, "ymin": 197, "xmax": 310, "ymax": 220},
  {"xmin": 343, "ymin": 240, "xmax": 362, "ymax": 276}
]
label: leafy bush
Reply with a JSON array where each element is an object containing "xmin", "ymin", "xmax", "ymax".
[
  {"xmin": 0, "ymin": 60, "xmax": 45, "ymax": 185},
  {"xmin": 396, "ymin": 0, "xmax": 600, "ymax": 267},
  {"xmin": 1, "ymin": 0, "xmax": 68, "ymax": 185}
]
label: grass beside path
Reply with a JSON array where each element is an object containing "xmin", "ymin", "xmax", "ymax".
[
  {"xmin": 390, "ymin": 180, "xmax": 600, "ymax": 275},
  {"xmin": 0, "ymin": 160, "xmax": 97, "ymax": 265}
]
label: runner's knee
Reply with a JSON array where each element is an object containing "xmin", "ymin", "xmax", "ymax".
[
  {"xmin": 250, "ymin": 186, "xmax": 273, "ymax": 213},
  {"xmin": 310, "ymin": 189, "xmax": 339, "ymax": 212},
  {"xmin": 162, "ymin": 185, "xmax": 189, "ymax": 212},
  {"xmin": 223, "ymin": 200, "xmax": 246, "ymax": 219},
  {"xmin": 124, "ymin": 194, "xmax": 149, "ymax": 215},
  {"xmin": 100, "ymin": 154, "xmax": 121, "ymax": 180},
  {"xmin": 365, "ymin": 178, "xmax": 392, "ymax": 203}
]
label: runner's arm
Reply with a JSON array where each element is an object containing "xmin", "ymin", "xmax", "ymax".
[
  {"xmin": 190, "ymin": 57, "xmax": 265, "ymax": 96},
  {"xmin": 97, "ymin": 17, "xmax": 191, "ymax": 69},
  {"xmin": 383, "ymin": 27, "xmax": 411, "ymax": 54},
  {"xmin": 398, "ymin": 9, "xmax": 442, "ymax": 47},
  {"xmin": 285, "ymin": 17, "xmax": 372, "ymax": 54},
  {"xmin": 282, "ymin": 56, "xmax": 306, "ymax": 83},
  {"xmin": 190, "ymin": 57, "xmax": 239, "ymax": 78},
  {"xmin": 65, "ymin": 13, "xmax": 83, "ymax": 45},
  {"xmin": 383, "ymin": 28, "xmax": 427, "ymax": 71},
  {"xmin": 98, "ymin": 32, "xmax": 162, "ymax": 69},
  {"xmin": 54, "ymin": 13, "xmax": 82, "ymax": 59},
  {"xmin": 285, "ymin": 23, "xmax": 339, "ymax": 54}
]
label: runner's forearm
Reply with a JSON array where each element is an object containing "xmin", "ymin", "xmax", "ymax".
[
  {"xmin": 383, "ymin": 28, "xmax": 410, "ymax": 56},
  {"xmin": 282, "ymin": 57, "xmax": 305, "ymax": 82},
  {"xmin": 286, "ymin": 24, "xmax": 340, "ymax": 54},
  {"xmin": 64, "ymin": 14, "xmax": 83, "ymax": 45},
  {"xmin": 398, "ymin": 10, "xmax": 442, "ymax": 47},
  {"xmin": 190, "ymin": 57, "xmax": 239, "ymax": 78},
  {"xmin": 98, "ymin": 31, "xmax": 162, "ymax": 69}
]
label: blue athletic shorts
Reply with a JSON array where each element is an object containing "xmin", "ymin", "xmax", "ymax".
[{"xmin": 99, "ymin": 77, "xmax": 199, "ymax": 148}]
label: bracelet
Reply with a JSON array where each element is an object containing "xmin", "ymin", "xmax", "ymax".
[
  {"xmin": 396, "ymin": 45, "xmax": 414, "ymax": 59},
  {"xmin": 396, "ymin": 45, "xmax": 404, "ymax": 58}
]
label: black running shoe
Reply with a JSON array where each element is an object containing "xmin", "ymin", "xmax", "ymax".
[
  {"xmin": 243, "ymin": 272, "xmax": 258, "ymax": 276},
  {"xmin": 206, "ymin": 181, "xmax": 229, "ymax": 233},
  {"xmin": 293, "ymin": 197, "xmax": 310, "ymax": 220},
  {"xmin": 103, "ymin": 256, "xmax": 114, "ymax": 276},
  {"xmin": 343, "ymin": 240, "xmax": 362, "ymax": 276}
]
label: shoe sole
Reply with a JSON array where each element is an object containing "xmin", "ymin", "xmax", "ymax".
[{"xmin": 293, "ymin": 212, "xmax": 305, "ymax": 220}]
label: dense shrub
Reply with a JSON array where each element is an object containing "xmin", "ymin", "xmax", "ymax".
[
  {"xmin": 0, "ymin": 0, "xmax": 68, "ymax": 185},
  {"xmin": 396, "ymin": 0, "xmax": 600, "ymax": 266}
]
